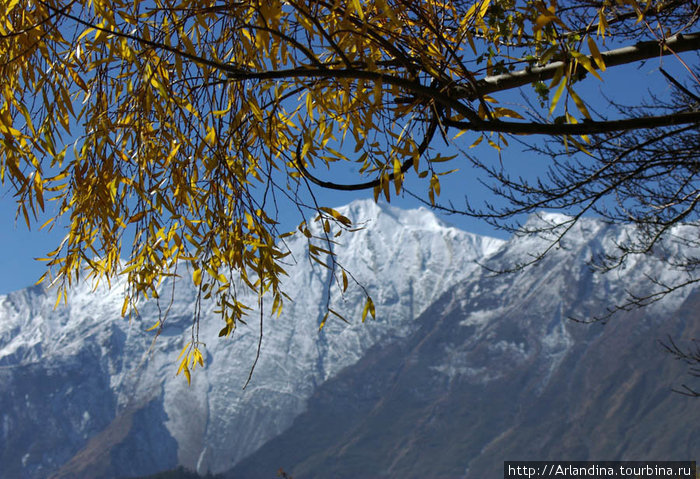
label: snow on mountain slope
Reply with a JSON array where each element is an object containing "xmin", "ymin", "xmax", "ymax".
[
  {"xmin": 231, "ymin": 213, "xmax": 700, "ymax": 479},
  {"xmin": 0, "ymin": 199, "xmax": 502, "ymax": 478}
]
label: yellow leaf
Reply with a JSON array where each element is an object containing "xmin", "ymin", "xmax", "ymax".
[
  {"xmin": 533, "ymin": 3, "xmax": 568, "ymax": 29},
  {"xmin": 549, "ymin": 65, "xmax": 564, "ymax": 89},
  {"xmin": 301, "ymin": 141, "xmax": 311, "ymax": 161},
  {"xmin": 430, "ymin": 174, "xmax": 441, "ymax": 197},
  {"xmin": 212, "ymin": 103, "xmax": 231, "ymax": 117},
  {"xmin": 466, "ymin": 33, "xmax": 477, "ymax": 54},
  {"xmin": 382, "ymin": 173, "xmax": 390, "ymax": 202},
  {"xmin": 128, "ymin": 211, "xmax": 146, "ymax": 224},
  {"xmin": 362, "ymin": 296, "xmax": 375, "ymax": 322},
  {"xmin": 570, "ymin": 51, "xmax": 602, "ymax": 81},
  {"xmin": 20, "ymin": 203, "xmax": 30, "ymax": 229},
  {"xmin": 204, "ymin": 126, "xmax": 216, "ymax": 146},
  {"xmin": 76, "ymin": 27, "xmax": 95, "ymax": 43},
  {"xmin": 193, "ymin": 268, "xmax": 202, "ymax": 286},
  {"xmin": 121, "ymin": 295, "xmax": 130, "ymax": 317},
  {"xmin": 219, "ymin": 324, "xmax": 233, "ymax": 337},
  {"xmin": 477, "ymin": 0, "xmax": 491, "ymax": 20},
  {"xmin": 464, "ymin": 0, "xmax": 491, "ymax": 24},
  {"xmin": 39, "ymin": 217, "xmax": 55, "ymax": 230},
  {"xmin": 146, "ymin": 321, "xmax": 161, "ymax": 332},
  {"xmin": 493, "ymin": 107, "xmax": 525, "ymax": 120},
  {"xmin": 549, "ymin": 76, "xmax": 567, "ymax": 116},
  {"xmin": 393, "ymin": 158, "xmax": 403, "ymax": 195},
  {"xmin": 272, "ymin": 294, "xmax": 283, "ymax": 318},
  {"xmin": 328, "ymin": 308, "xmax": 348, "ymax": 324},
  {"xmin": 478, "ymin": 103, "xmax": 488, "ymax": 120},
  {"xmin": 535, "ymin": 13, "xmax": 555, "ymax": 30},
  {"xmin": 166, "ymin": 142, "xmax": 181, "ymax": 165},
  {"xmin": 568, "ymin": 87, "xmax": 591, "ymax": 119},
  {"xmin": 470, "ymin": 135, "xmax": 484, "ymax": 148},
  {"xmin": 453, "ymin": 129, "xmax": 468, "ymax": 139},
  {"xmin": 177, "ymin": 357, "xmax": 187, "ymax": 376},
  {"xmin": 598, "ymin": 9, "xmax": 609, "ymax": 37},
  {"xmin": 393, "ymin": 158, "xmax": 402, "ymax": 178},
  {"xmin": 319, "ymin": 207, "xmax": 352, "ymax": 226},
  {"xmin": 54, "ymin": 288, "xmax": 63, "ymax": 310},
  {"xmin": 351, "ymin": 0, "xmax": 365, "ymax": 20},
  {"xmin": 587, "ymin": 36, "xmax": 606, "ymax": 71},
  {"xmin": 177, "ymin": 342, "xmax": 191, "ymax": 361},
  {"xmin": 69, "ymin": 68, "xmax": 88, "ymax": 92}
]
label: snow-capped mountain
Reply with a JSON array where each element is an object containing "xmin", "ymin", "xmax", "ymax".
[
  {"xmin": 231, "ymin": 213, "xmax": 700, "ymax": 478},
  {"xmin": 0, "ymin": 200, "xmax": 502, "ymax": 478},
  {"xmin": 1, "ymin": 201, "xmax": 698, "ymax": 478}
]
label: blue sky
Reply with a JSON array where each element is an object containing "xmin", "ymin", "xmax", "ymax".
[
  {"xmin": 0, "ymin": 188, "xmax": 71, "ymax": 294},
  {"xmin": 0, "ymin": 157, "xmax": 504, "ymax": 295},
  {"xmin": 0, "ymin": 55, "xmax": 690, "ymax": 295}
]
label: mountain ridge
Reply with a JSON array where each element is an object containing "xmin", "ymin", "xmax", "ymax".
[
  {"xmin": 230, "ymin": 211, "xmax": 700, "ymax": 478},
  {"xmin": 1, "ymin": 201, "xmax": 697, "ymax": 478},
  {"xmin": 1, "ymin": 199, "xmax": 503, "ymax": 477}
]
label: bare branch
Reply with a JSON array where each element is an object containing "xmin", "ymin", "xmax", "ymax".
[{"xmin": 467, "ymin": 31, "xmax": 700, "ymax": 99}]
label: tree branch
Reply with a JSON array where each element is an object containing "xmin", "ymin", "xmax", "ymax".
[
  {"xmin": 464, "ymin": 31, "xmax": 700, "ymax": 99},
  {"xmin": 45, "ymin": 0, "xmax": 700, "ymax": 138},
  {"xmin": 295, "ymin": 114, "xmax": 439, "ymax": 191},
  {"xmin": 446, "ymin": 110, "xmax": 700, "ymax": 135}
]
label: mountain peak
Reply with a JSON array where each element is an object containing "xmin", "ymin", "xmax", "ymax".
[
  {"xmin": 2, "ymin": 201, "xmax": 697, "ymax": 478},
  {"xmin": 518, "ymin": 211, "xmax": 608, "ymax": 245},
  {"xmin": 338, "ymin": 199, "xmax": 453, "ymax": 232},
  {"xmin": 521, "ymin": 211, "xmax": 576, "ymax": 230}
]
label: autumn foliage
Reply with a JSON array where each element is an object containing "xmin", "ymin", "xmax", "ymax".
[{"xmin": 1, "ymin": 0, "xmax": 698, "ymax": 379}]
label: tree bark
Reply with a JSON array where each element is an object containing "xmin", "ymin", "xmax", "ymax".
[{"xmin": 466, "ymin": 32, "xmax": 700, "ymax": 99}]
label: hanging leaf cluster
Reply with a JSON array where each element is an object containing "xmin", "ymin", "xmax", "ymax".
[{"xmin": 1, "ymin": 0, "xmax": 697, "ymax": 378}]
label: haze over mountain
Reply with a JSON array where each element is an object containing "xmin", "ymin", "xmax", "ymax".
[{"xmin": 0, "ymin": 200, "xmax": 697, "ymax": 478}]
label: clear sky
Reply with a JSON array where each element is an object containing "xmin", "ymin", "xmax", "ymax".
[
  {"xmin": 0, "ymin": 158, "xmax": 505, "ymax": 295},
  {"xmin": 0, "ymin": 189, "xmax": 69, "ymax": 294},
  {"xmin": 1, "ymin": 113, "xmax": 533, "ymax": 294},
  {"xmin": 0, "ymin": 57, "xmax": 686, "ymax": 295}
]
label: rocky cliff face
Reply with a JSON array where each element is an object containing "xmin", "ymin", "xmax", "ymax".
[{"xmin": 0, "ymin": 200, "xmax": 503, "ymax": 478}]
